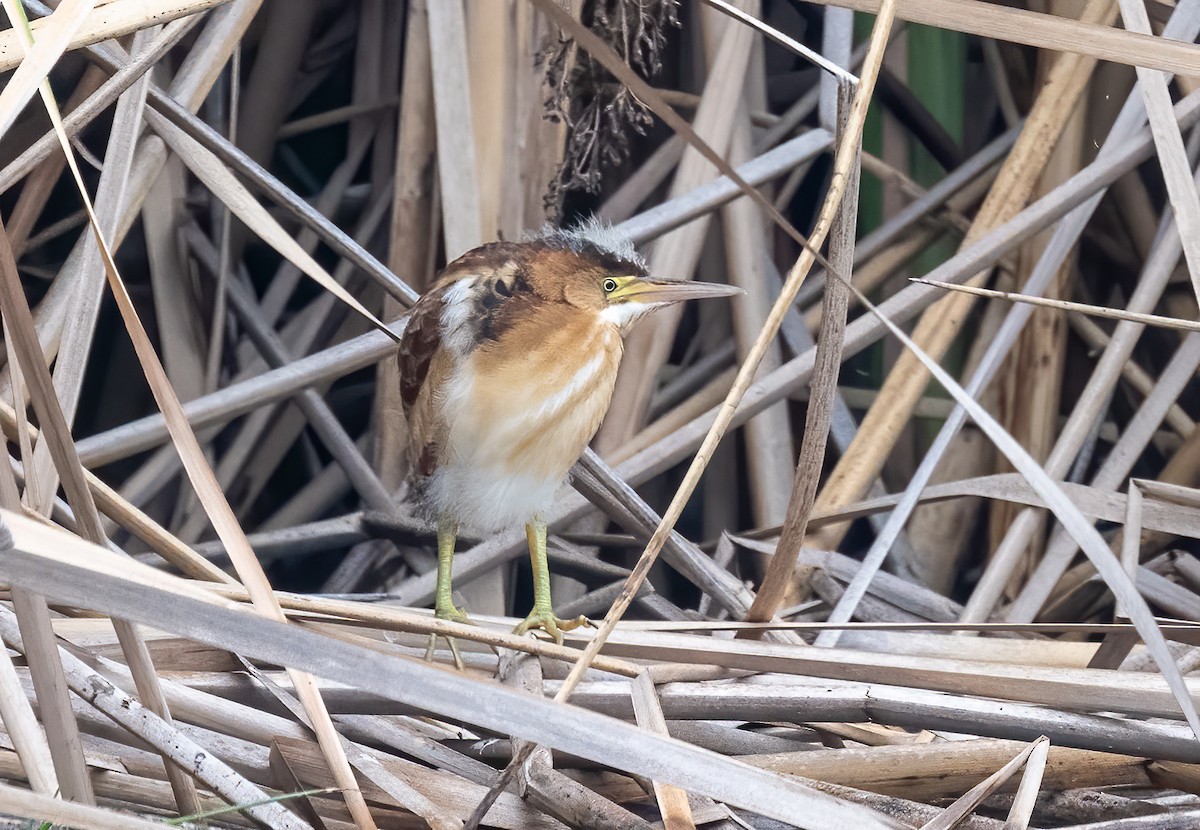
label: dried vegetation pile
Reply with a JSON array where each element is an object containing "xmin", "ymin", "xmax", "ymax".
[{"xmin": 1, "ymin": 0, "xmax": 1200, "ymax": 828}]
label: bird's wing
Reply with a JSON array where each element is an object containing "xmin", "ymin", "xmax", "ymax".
[
  {"xmin": 397, "ymin": 243, "xmax": 534, "ymax": 487},
  {"xmin": 398, "ymin": 286, "xmax": 445, "ymax": 421},
  {"xmin": 397, "ymin": 285, "xmax": 454, "ymax": 494},
  {"xmin": 397, "ymin": 244, "xmax": 522, "ymax": 404}
]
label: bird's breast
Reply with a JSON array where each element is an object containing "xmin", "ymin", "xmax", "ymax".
[{"xmin": 440, "ymin": 312, "xmax": 623, "ymax": 484}]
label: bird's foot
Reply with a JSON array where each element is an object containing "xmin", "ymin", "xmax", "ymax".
[
  {"xmin": 435, "ymin": 603, "xmax": 473, "ymax": 626},
  {"xmin": 426, "ymin": 604, "xmax": 474, "ymax": 670},
  {"xmin": 512, "ymin": 608, "xmax": 592, "ymax": 645}
]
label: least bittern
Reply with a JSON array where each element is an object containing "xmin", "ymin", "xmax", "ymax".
[{"xmin": 398, "ymin": 221, "xmax": 740, "ymax": 665}]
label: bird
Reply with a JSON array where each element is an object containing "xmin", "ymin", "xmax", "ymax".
[{"xmin": 397, "ymin": 219, "xmax": 741, "ymax": 667}]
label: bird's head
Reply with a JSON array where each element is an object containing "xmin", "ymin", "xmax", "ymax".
[{"xmin": 528, "ymin": 219, "xmax": 743, "ymax": 332}]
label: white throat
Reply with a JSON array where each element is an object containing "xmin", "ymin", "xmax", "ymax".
[{"xmin": 599, "ymin": 301, "xmax": 656, "ymax": 328}]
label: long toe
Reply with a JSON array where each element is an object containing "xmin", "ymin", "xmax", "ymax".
[
  {"xmin": 425, "ymin": 632, "xmax": 467, "ymax": 671},
  {"xmin": 513, "ymin": 611, "xmax": 591, "ymax": 645},
  {"xmin": 446, "ymin": 637, "xmax": 466, "ymax": 671},
  {"xmin": 429, "ymin": 606, "xmax": 472, "ymax": 669}
]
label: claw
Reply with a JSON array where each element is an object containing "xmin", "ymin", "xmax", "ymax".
[{"xmin": 513, "ymin": 610, "xmax": 592, "ymax": 645}]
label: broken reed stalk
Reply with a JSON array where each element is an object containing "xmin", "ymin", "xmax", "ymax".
[{"xmin": 747, "ymin": 79, "xmax": 859, "ymax": 625}]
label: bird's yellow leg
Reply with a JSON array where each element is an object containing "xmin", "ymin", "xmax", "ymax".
[
  {"xmin": 513, "ymin": 518, "xmax": 590, "ymax": 644},
  {"xmin": 426, "ymin": 518, "xmax": 471, "ymax": 669}
]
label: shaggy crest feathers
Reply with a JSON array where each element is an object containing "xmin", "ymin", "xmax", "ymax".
[{"xmin": 532, "ymin": 217, "xmax": 646, "ymax": 273}]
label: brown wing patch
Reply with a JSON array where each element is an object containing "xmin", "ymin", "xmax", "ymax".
[
  {"xmin": 397, "ymin": 288, "xmax": 445, "ymax": 418},
  {"xmin": 436, "ymin": 240, "xmax": 525, "ymax": 286}
]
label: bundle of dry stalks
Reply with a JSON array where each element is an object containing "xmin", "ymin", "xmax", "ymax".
[{"xmin": 0, "ymin": 1, "xmax": 1199, "ymax": 829}]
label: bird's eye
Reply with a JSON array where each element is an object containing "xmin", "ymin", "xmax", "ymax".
[{"xmin": 603, "ymin": 278, "xmax": 618, "ymax": 293}]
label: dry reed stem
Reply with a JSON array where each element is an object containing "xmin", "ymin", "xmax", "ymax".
[
  {"xmin": 0, "ymin": 17, "xmax": 198, "ymax": 195},
  {"xmin": 1068, "ymin": 314, "xmax": 1195, "ymax": 436},
  {"xmin": 707, "ymin": 0, "xmax": 795, "ymax": 530},
  {"xmin": 1002, "ymin": 737, "xmax": 1050, "ymax": 829},
  {"xmin": 982, "ymin": 19, "xmax": 1200, "ymax": 622},
  {"xmin": 0, "ymin": 0, "xmax": 232, "ymax": 71},
  {"xmin": 10, "ymin": 589, "xmax": 93, "ymax": 803},
  {"xmin": 630, "ymin": 670, "xmax": 696, "ymax": 828},
  {"xmin": 26, "ymin": 25, "xmax": 156, "ymax": 516},
  {"xmin": 986, "ymin": 11, "xmax": 1085, "ymax": 574},
  {"xmin": 373, "ymin": 0, "xmax": 434, "ymax": 491},
  {"xmin": 0, "ymin": 0, "xmax": 94, "ymax": 139},
  {"xmin": 151, "ymin": 117, "xmax": 394, "ymax": 341},
  {"xmin": 0, "ymin": 642, "xmax": 56, "ymax": 796},
  {"xmin": 917, "ymin": 738, "xmax": 1046, "ymax": 830},
  {"xmin": 427, "ymin": 0, "xmax": 482, "ymax": 258},
  {"xmin": 1118, "ymin": 0, "xmax": 1200, "ymax": 307},
  {"xmin": 799, "ymin": 0, "xmax": 1200, "ymax": 74},
  {"xmin": 0, "ymin": 780, "xmax": 171, "ymax": 830},
  {"xmin": 0, "ymin": 601, "xmax": 307, "ymax": 829},
  {"xmin": 916, "ymin": 278, "xmax": 1200, "ymax": 333},
  {"xmin": 11, "ymin": 0, "xmax": 266, "ymax": 398},
  {"xmin": 748, "ymin": 80, "xmax": 858, "ymax": 625}
]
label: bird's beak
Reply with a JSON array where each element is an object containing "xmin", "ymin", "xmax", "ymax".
[{"xmin": 610, "ymin": 276, "xmax": 744, "ymax": 305}]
